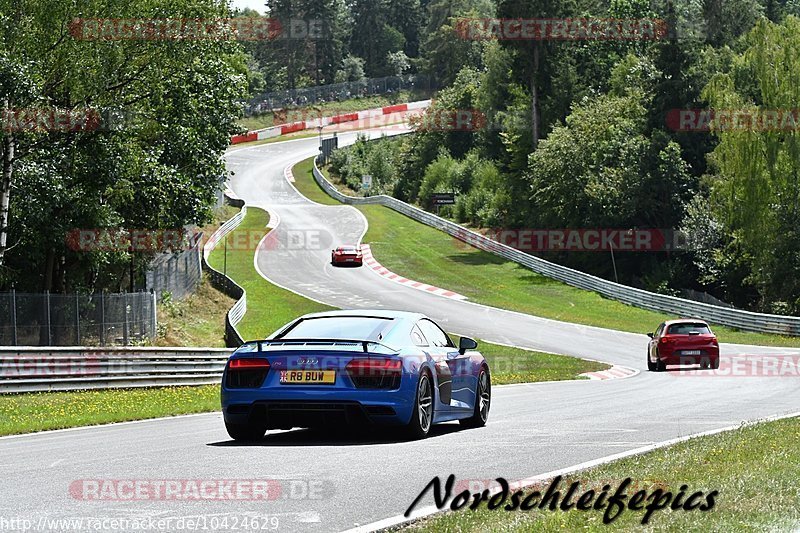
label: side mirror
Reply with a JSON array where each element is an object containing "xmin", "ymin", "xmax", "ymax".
[
  {"xmin": 647, "ymin": 332, "xmax": 654, "ymax": 339},
  {"xmin": 459, "ymin": 336, "xmax": 478, "ymax": 355}
]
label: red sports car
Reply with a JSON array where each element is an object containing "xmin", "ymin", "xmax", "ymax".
[
  {"xmin": 647, "ymin": 319, "xmax": 720, "ymax": 371},
  {"xmin": 331, "ymin": 245, "xmax": 363, "ymax": 267}
]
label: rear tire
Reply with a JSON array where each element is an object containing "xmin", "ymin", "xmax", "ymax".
[
  {"xmin": 461, "ymin": 367, "xmax": 490, "ymax": 428},
  {"xmin": 405, "ymin": 370, "xmax": 434, "ymax": 439},
  {"xmin": 225, "ymin": 420, "xmax": 267, "ymax": 441},
  {"xmin": 711, "ymin": 357, "xmax": 720, "ymax": 370},
  {"xmin": 655, "ymin": 354, "xmax": 667, "ymax": 372}
]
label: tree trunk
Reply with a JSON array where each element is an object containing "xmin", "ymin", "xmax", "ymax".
[
  {"xmin": 531, "ymin": 42, "xmax": 540, "ymax": 151},
  {"xmin": 0, "ymin": 113, "xmax": 14, "ymax": 268}
]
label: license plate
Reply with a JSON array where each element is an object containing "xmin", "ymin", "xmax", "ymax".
[
  {"xmin": 280, "ymin": 370, "xmax": 336, "ymax": 384},
  {"xmin": 346, "ymin": 258, "xmax": 354, "ymax": 262},
  {"xmin": 682, "ymin": 350, "xmax": 701, "ymax": 356}
]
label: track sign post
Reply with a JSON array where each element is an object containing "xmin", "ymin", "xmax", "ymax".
[
  {"xmin": 431, "ymin": 192, "xmax": 455, "ymax": 215},
  {"xmin": 362, "ymin": 175, "xmax": 372, "ymax": 191},
  {"xmin": 319, "ymin": 133, "xmax": 339, "ymax": 165}
]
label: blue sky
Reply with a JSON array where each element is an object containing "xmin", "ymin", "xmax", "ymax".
[{"xmin": 230, "ymin": 0, "xmax": 264, "ymax": 14}]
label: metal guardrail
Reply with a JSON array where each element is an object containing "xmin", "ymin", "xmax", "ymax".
[
  {"xmin": 312, "ymin": 158, "xmax": 800, "ymax": 336},
  {"xmin": 0, "ymin": 347, "xmax": 232, "ymax": 393},
  {"xmin": 202, "ymin": 203, "xmax": 247, "ymax": 347}
]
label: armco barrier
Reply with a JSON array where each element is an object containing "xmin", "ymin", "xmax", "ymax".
[
  {"xmin": 312, "ymin": 158, "xmax": 800, "ymax": 336},
  {"xmin": 202, "ymin": 204, "xmax": 247, "ymax": 347},
  {"xmin": 0, "ymin": 347, "xmax": 232, "ymax": 393}
]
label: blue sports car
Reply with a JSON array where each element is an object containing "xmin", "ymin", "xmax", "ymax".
[{"xmin": 221, "ymin": 310, "xmax": 491, "ymax": 440}]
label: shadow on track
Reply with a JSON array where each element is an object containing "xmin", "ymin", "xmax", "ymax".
[{"xmin": 207, "ymin": 423, "xmax": 465, "ymax": 447}]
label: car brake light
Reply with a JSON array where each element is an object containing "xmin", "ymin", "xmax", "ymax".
[
  {"xmin": 229, "ymin": 358, "xmax": 270, "ymax": 369},
  {"xmin": 660, "ymin": 337, "xmax": 673, "ymax": 344}
]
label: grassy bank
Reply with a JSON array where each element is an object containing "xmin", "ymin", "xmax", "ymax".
[
  {"xmin": 403, "ymin": 415, "xmax": 800, "ymax": 531},
  {"xmin": 0, "ymin": 386, "xmax": 220, "ymax": 436},
  {"xmin": 293, "ymin": 156, "xmax": 800, "ymax": 348},
  {"xmin": 155, "ymin": 279, "xmax": 234, "ymax": 348}
]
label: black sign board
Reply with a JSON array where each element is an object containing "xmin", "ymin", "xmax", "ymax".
[
  {"xmin": 431, "ymin": 193, "xmax": 455, "ymax": 205},
  {"xmin": 319, "ymin": 134, "xmax": 339, "ymax": 165}
]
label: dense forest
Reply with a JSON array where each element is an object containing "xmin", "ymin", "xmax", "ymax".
[
  {"xmin": 2, "ymin": 0, "xmax": 800, "ymax": 316},
  {"xmin": 316, "ymin": 0, "xmax": 800, "ymax": 315}
]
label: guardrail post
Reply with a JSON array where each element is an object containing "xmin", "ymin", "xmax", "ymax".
[
  {"xmin": 75, "ymin": 293, "xmax": 80, "ymax": 345},
  {"xmin": 123, "ymin": 292, "xmax": 130, "ymax": 346},
  {"xmin": 10, "ymin": 288, "xmax": 17, "ymax": 346},
  {"xmin": 100, "ymin": 292, "xmax": 106, "ymax": 346},
  {"xmin": 151, "ymin": 289, "xmax": 157, "ymax": 341},
  {"xmin": 45, "ymin": 290, "xmax": 52, "ymax": 346}
]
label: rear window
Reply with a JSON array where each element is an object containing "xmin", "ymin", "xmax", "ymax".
[
  {"xmin": 667, "ymin": 323, "xmax": 712, "ymax": 335},
  {"xmin": 278, "ymin": 316, "xmax": 394, "ymax": 341},
  {"xmin": 339, "ymin": 246, "xmax": 357, "ymax": 252}
]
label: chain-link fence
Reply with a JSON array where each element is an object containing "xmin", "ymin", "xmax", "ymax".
[
  {"xmin": 0, "ymin": 291, "xmax": 157, "ymax": 346},
  {"xmin": 244, "ymin": 75, "xmax": 435, "ymax": 115},
  {"xmin": 146, "ymin": 233, "xmax": 202, "ymax": 301}
]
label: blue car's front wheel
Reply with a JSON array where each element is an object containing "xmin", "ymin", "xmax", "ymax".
[{"xmin": 406, "ymin": 370, "xmax": 433, "ymax": 439}]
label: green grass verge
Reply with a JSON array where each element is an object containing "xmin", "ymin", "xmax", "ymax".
[
  {"xmin": 237, "ymin": 91, "xmax": 419, "ymax": 131},
  {"xmin": 206, "ymin": 206, "xmax": 333, "ymax": 339},
  {"xmin": 0, "ymin": 386, "xmax": 220, "ymax": 436},
  {"xmin": 403, "ymin": 415, "xmax": 800, "ymax": 531},
  {"xmin": 294, "ymin": 157, "xmax": 800, "ymax": 348},
  {"xmin": 472, "ymin": 341, "xmax": 607, "ymax": 385}
]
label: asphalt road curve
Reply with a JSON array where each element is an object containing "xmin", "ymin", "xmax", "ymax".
[{"xmin": 3, "ymin": 128, "xmax": 800, "ymax": 533}]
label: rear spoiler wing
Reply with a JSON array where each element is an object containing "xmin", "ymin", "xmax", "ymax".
[{"xmin": 243, "ymin": 338, "xmax": 399, "ymax": 354}]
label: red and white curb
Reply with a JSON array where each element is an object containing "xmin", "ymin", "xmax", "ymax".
[
  {"xmin": 581, "ymin": 365, "xmax": 638, "ymax": 380},
  {"xmin": 284, "ymin": 166, "xmax": 295, "ymax": 183},
  {"xmin": 361, "ymin": 244, "xmax": 467, "ymax": 301},
  {"xmin": 231, "ymin": 100, "xmax": 431, "ymax": 145}
]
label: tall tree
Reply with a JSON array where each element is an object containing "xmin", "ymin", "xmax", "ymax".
[
  {"xmin": 702, "ymin": 16, "xmax": 800, "ymax": 311},
  {"xmin": 496, "ymin": 0, "xmax": 575, "ymax": 150},
  {"xmin": 1, "ymin": 0, "xmax": 247, "ymax": 292}
]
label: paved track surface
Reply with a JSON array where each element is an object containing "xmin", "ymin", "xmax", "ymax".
[{"xmin": 3, "ymin": 127, "xmax": 800, "ymax": 532}]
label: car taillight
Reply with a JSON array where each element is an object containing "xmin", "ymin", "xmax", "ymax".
[
  {"xmin": 226, "ymin": 358, "xmax": 270, "ymax": 388},
  {"xmin": 711, "ymin": 338, "xmax": 719, "ymax": 346},
  {"xmin": 346, "ymin": 358, "xmax": 402, "ymax": 389},
  {"xmin": 229, "ymin": 358, "xmax": 270, "ymax": 369},
  {"xmin": 660, "ymin": 337, "xmax": 674, "ymax": 344}
]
